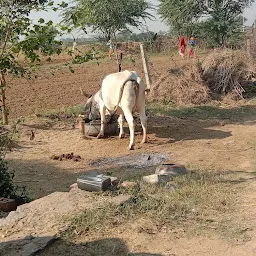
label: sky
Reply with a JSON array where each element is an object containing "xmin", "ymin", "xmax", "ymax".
[{"xmin": 30, "ymin": 0, "xmax": 256, "ymax": 38}]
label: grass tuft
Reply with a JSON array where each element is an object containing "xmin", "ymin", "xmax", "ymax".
[{"xmin": 63, "ymin": 170, "xmax": 240, "ymax": 241}]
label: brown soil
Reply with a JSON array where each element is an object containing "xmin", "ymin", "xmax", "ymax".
[{"xmin": 2, "ymin": 53, "xmax": 256, "ymax": 255}]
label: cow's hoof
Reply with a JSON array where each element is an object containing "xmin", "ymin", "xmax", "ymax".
[
  {"xmin": 129, "ymin": 145, "xmax": 135, "ymax": 150},
  {"xmin": 140, "ymin": 139, "xmax": 148, "ymax": 144},
  {"xmin": 119, "ymin": 134, "xmax": 125, "ymax": 139},
  {"xmin": 97, "ymin": 134, "xmax": 104, "ymax": 139}
]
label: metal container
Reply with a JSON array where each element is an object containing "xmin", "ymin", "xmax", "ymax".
[
  {"xmin": 0, "ymin": 197, "xmax": 17, "ymax": 212},
  {"xmin": 85, "ymin": 120, "xmax": 118, "ymax": 137},
  {"xmin": 77, "ymin": 175, "xmax": 111, "ymax": 192}
]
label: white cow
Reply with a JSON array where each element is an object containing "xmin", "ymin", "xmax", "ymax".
[{"xmin": 81, "ymin": 70, "xmax": 147, "ymax": 150}]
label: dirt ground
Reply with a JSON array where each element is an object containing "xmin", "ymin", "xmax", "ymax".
[
  {"xmin": 2, "ymin": 54, "xmax": 256, "ymax": 255},
  {"xmin": 5, "ymin": 52, "xmax": 203, "ymax": 118}
]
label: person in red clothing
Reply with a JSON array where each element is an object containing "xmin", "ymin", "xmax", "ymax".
[{"xmin": 179, "ymin": 36, "xmax": 186, "ymax": 58}]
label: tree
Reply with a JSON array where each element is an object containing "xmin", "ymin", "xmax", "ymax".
[
  {"xmin": 61, "ymin": 0, "xmax": 153, "ymax": 40},
  {"xmin": 117, "ymin": 30, "xmax": 156, "ymax": 42},
  {"xmin": 158, "ymin": 0, "xmax": 254, "ymax": 47},
  {"xmin": 0, "ymin": 0, "xmax": 61, "ymax": 124},
  {"xmin": 0, "ymin": 0, "xmax": 92, "ymax": 125}
]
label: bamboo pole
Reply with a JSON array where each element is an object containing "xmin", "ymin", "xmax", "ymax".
[{"xmin": 112, "ymin": 33, "xmax": 124, "ymax": 72}]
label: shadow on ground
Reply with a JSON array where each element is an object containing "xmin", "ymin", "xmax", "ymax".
[
  {"xmin": 0, "ymin": 236, "xmax": 162, "ymax": 256},
  {"xmin": 220, "ymin": 170, "xmax": 256, "ymax": 184},
  {"xmin": 8, "ymin": 158, "xmax": 159, "ymax": 199},
  {"xmin": 8, "ymin": 157, "xmax": 256, "ymax": 199},
  {"xmin": 40, "ymin": 237, "xmax": 162, "ymax": 256},
  {"xmin": 147, "ymin": 115, "xmax": 232, "ymax": 143},
  {"xmin": 148, "ymin": 105, "xmax": 256, "ymax": 124}
]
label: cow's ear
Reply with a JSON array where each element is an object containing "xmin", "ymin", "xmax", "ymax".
[{"xmin": 80, "ymin": 87, "xmax": 90, "ymax": 98}]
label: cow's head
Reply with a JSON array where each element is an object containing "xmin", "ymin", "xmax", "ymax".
[{"xmin": 80, "ymin": 87, "xmax": 98, "ymax": 120}]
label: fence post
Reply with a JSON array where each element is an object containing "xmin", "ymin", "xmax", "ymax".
[
  {"xmin": 78, "ymin": 115, "xmax": 88, "ymax": 139},
  {"xmin": 117, "ymin": 52, "xmax": 123, "ymax": 72},
  {"xmin": 140, "ymin": 43, "xmax": 151, "ymax": 92}
]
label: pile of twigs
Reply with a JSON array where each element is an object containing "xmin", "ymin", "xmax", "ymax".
[
  {"xmin": 149, "ymin": 49, "xmax": 252, "ymax": 104},
  {"xmin": 202, "ymin": 50, "xmax": 248, "ymax": 99},
  {"xmin": 149, "ymin": 63, "xmax": 209, "ymax": 105}
]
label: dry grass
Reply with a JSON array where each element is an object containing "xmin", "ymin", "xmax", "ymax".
[
  {"xmin": 149, "ymin": 63, "xmax": 210, "ymax": 106},
  {"xmin": 149, "ymin": 49, "xmax": 254, "ymax": 105},
  {"xmin": 62, "ymin": 169, "xmax": 242, "ymax": 241}
]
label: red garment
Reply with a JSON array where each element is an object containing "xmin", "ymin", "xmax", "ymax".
[
  {"xmin": 179, "ymin": 36, "xmax": 185, "ymax": 55},
  {"xmin": 179, "ymin": 37, "xmax": 185, "ymax": 48}
]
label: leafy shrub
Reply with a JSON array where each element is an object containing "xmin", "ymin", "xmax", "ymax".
[{"xmin": 0, "ymin": 130, "xmax": 31, "ymax": 202}]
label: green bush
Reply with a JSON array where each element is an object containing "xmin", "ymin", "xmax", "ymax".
[
  {"xmin": 0, "ymin": 133, "xmax": 31, "ymax": 202},
  {"xmin": 0, "ymin": 159, "xmax": 15, "ymax": 198}
]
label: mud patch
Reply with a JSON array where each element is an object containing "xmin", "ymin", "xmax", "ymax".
[{"xmin": 90, "ymin": 153, "xmax": 169, "ymax": 169}]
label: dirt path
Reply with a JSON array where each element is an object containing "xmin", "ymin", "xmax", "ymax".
[
  {"xmin": 2, "ymin": 52, "xmax": 256, "ymax": 255},
  {"xmin": 3, "ymin": 108, "xmax": 256, "ymax": 255},
  {"xmin": 6, "ymin": 110, "xmax": 256, "ymax": 198}
]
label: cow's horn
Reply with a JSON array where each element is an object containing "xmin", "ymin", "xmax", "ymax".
[{"xmin": 80, "ymin": 87, "xmax": 90, "ymax": 98}]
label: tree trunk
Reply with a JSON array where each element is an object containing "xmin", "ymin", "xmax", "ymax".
[{"xmin": 0, "ymin": 72, "xmax": 8, "ymax": 125}]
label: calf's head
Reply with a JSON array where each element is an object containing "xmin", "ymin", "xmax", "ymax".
[{"xmin": 80, "ymin": 87, "xmax": 99, "ymax": 120}]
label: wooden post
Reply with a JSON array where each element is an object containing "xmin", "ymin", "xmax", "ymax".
[
  {"xmin": 78, "ymin": 115, "xmax": 86, "ymax": 139},
  {"xmin": 79, "ymin": 120, "xmax": 86, "ymax": 138},
  {"xmin": 113, "ymin": 34, "xmax": 121, "ymax": 72},
  {"xmin": 117, "ymin": 52, "xmax": 123, "ymax": 72},
  {"xmin": 140, "ymin": 43, "xmax": 151, "ymax": 92}
]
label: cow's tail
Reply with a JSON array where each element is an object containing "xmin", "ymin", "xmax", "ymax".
[{"xmin": 111, "ymin": 78, "xmax": 139, "ymax": 116}]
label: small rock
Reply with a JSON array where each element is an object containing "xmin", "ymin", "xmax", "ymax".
[
  {"xmin": 166, "ymin": 184, "xmax": 175, "ymax": 191},
  {"xmin": 142, "ymin": 174, "xmax": 171, "ymax": 184},
  {"xmin": 69, "ymin": 183, "xmax": 79, "ymax": 192},
  {"xmin": 108, "ymin": 176, "xmax": 118, "ymax": 185},
  {"xmin": 191, "ymin": 208, "xmax": 197, "ymax": 214},
  {"xmin": 155, "ymin": 164, "xmax": 188, "ymax": 177},
  {"xmin": 59, "ymin": 225, "xmax": 69, "ymax": 232},
  {"xmin": 223, "ymin": 140, "xmax": 235, "ymax": 145},
  {"xmin": 120, "ymin": 181, "xmax": 136, "ymax": 188},
  {"xmin": 70, "ymin": 183, "xmax": 78, "ymax": 189},
  {"xmin": 24, "ymin": 234, "xmax": 34, "ymax": 240}
]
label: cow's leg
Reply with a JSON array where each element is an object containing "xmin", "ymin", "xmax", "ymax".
[
  {"xmin": 123, "ymin": 110, "xmax": 135, "ymax": 150},
  {"xmin": 118, "ymin": 114, "xmax": 125, "ymax": 139},
  {"xmin": 97, "ymin": 105, "xmax": 106, "ymax": 139},
  {"xmin": 137, "ymin": 101, "xmax": 148, "ymax": 144}
]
